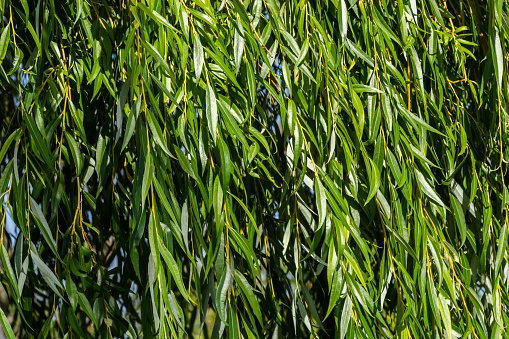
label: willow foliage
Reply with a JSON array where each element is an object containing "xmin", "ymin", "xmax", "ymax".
[{"xmin": 0, "ymin": 0, "xmax": 508, "ymax": 338}]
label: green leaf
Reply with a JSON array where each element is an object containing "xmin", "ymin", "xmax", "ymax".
[
  {"xmin": 325, "ymin": 269, "xmax": 342, "ymax": 318},
  {"xmin": 315, "ymin": 177, "xmax": 326, "ymax": 228},
  {"xmin": 296, "ymin": 39, "xmax": 309, "ymax": 66},
  {"xmin": 0, "ymin": 129, "xmax": 20, "ymax": 163},
  {"xmin": 30, "ymin": 197, "xmax": 60, "ymax": 260},
  {"xmin": 0, "ymin": 306, "xmax": 15, "ymax": 339},
  {"xmin": 217, "ymin": 97, "xmax": 249, "ymax": 149},
  {"xmin": 141, "ymin": 153, "xmax": 153, "ymax": 208},
  {"xmin": 365, "ymin": 158, "xmax": 381, "ymax": 205},
  {"xmin": 351, "ymin": 89, "xmax": 364, "ymax": 139},
  {"xmin": 415, "ymin": 169, "xmax": 444, "ymax": 206},
  {"xmin": 174, "ymin": 145, "xmax": 196, "ymax": 180},
  {"xmin": 246, "ymin": 60, "xmax": 256, "ymax": 108},
  {"xmin": 492, "ymin": 28, "xmax": 503, "ymax": 89},
  {"xmin": 65, "ymin": 132, "xmax": 83, "ymax": 176},
  {"xmin": 0, "ymin": 23, "xmax": 10, "ymax": 62},
  {"xmin": 78, "ymin": 292, "xmax": 99, "ymax": 326},
  {"xmin": 494, "ymin": 222, "xmax": 508, "ymax": 277},
  {"xmin": 213, "ymin": 175, "xmax": 223, "ymax": 229},
  {"xmin": 203, "ymin": 47, "xmax": 241, "ymax": 87},
  {"xmin": 438, "ymin": 292, "xmax": 452, "ymax": 339},
  {"xmin": 206, "ymin": 82, "xmax": 218, "ymax": 143},
  {"xmin": 450, "ymin": 194, "xmax": 466, "ymax": 246},
  {"xmin": 193, "ymin": 32, "xmax": 204, "ymax": 82},
  {"xmin": 146, "ymin": 109, "xmax": 172, "ymax": 156},
  {"xmin": 288, "ymin": 99, "xmax": 296, "ymax": 132},
  {"xmin": 24, "ymin": 113, "xmax": 53, "ymax": 168},
  {"xmin": 385, "ymin": 225, "xmax": 418, "ymax": 260},
  {"xmin": 339, "ymin": 0, "xmax": 348, "ymax": 40},
  {"xmin": 215, "ymin": 265, "xmax": 232, "ymax": 323},
  {"xmin": 158, "ymin": 234, "xmax": 190, "ymax": 302},
  {"xmin": 346, "ymin": 39, "xmax": 374, "ymax": 68},
  {"xmin": 150, "ymin": 73, "xmax": 179, "ymax": 108},
  {"xmin": 66, "ymin": 275, "xmax": 78, "ymax": 310},
  {"xmin": 219, "ymin": 137, "xmax": 231, "ymax": 189},
  {"xmin": 30, "ymin": 244, "xmax": 64, "ymax": 299},
  {"xmin": 234, "ymin": 17, "xmax": 244, "ymax": 73},
  {"xmin": 386, "ymin": 149, "xmax": 402, "ymax": 184},
  {"xmin": 181, "ymin": 199, "xmax": 189, "ymax": 251},
  {"xmin": 121, "ymin": 100, "xmax": 138, "ymax": 152},
  {"xmin": 397, "ymin": 104, "xmax": 445, "ymax": 136},
  {"xmin": 142, "ymin": 40, "xmax": 172, "ymax": 76},
  {"xmin": 93, "ymin": 298, "xmax": 105, "ymax": 327},
  {"xmin": 178, "ymin": 5, "xmax": 189, "ymax": 40},
  {"xmin": 373, "ymin": 7, "xmax": 400, "ymax": 45},
  {"xmin": 409, "ymin": 144, "xmax": 438, "ymax": 168},
  {"xmin": 234, "ymin": 272, "xmax": 263, "ymax": 326},
  {"xmin": 228, "ymin": 191, "xmax": 261, "ymax": 239},
  {"xmin": 0, "ymin": 244, "xmax": 20, "ymax": 302},
  {"xmin": 68, "ymin": 307, "xmax": 86, "ymax": 337},
  {"xmin": 429, "ymin": 0, "xmax": 445, "ymax": 26},
  {"xmin": 340, "ymin": 295, "xmax": 352, "ymax": 339},
  {"xmin": 115, "ymin": 79, "xmax": 130, "ymax": 143},
  {"xmin": 137, "ymin": 2, "xmax": 172, "ymax": 29},
  {"xmin": 229, "ymin": 227, "xmax": 257, "ymax": 277},
  {"xmin": 230, "ymin": 0, "xmax": 250, "ymax": 24}
]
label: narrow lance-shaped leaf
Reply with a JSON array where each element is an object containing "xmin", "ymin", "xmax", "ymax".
[
  {"xmin": 115, "ymin": 79, "xmax": 129, "ymax": 143},
  {"xmin": 0, "ymin": 24, "xmax": 10, "ymax": 62},
  {"xmin": 215, "ymin": 265, "xmax": 232, "ymax": 323},
  {"xmin": 415, "ymin": 169, "xmax": 444, "ymax": 206},
  {"xmin": 234, "ymin": 17, "xmax": 244, "ymax": 73},
  {"xmin": 315, "ymin": 177, "xmax": 326, "ymax": 228},
  {"xmin": 29, "ymin": 197, "xmax": 60, "ymax": 260},
  {"xmin": 206, "ymin": 82, "xmax": 218, "ymax": 143},
  {"xmin": 193, "ymin": 32, "xmax": 204, "ymax": 82},
  {"xmin": 30, "ymin": 244, "xmax": 64, "ymax": 299},
  {"xmin": 450, "ymin": 194, "xmax": 466, "ymax": 246},
  {"xmin": 0, "ymin": 306, "xmax": 15, "ymax": 339}
]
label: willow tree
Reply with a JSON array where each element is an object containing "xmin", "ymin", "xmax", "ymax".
[{"xmin": 0, "ymin": 0, "xmax": 508, "ymax": 337}]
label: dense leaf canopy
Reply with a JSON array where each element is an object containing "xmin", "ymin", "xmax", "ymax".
[{"xmin": 1, "ymin": 0, "xmax": 509, "ymax": 338}]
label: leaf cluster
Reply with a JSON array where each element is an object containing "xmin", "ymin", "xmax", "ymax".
[{"xmin": 0, "ymin": 0, "xmax": 509, "ymax": 338}]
